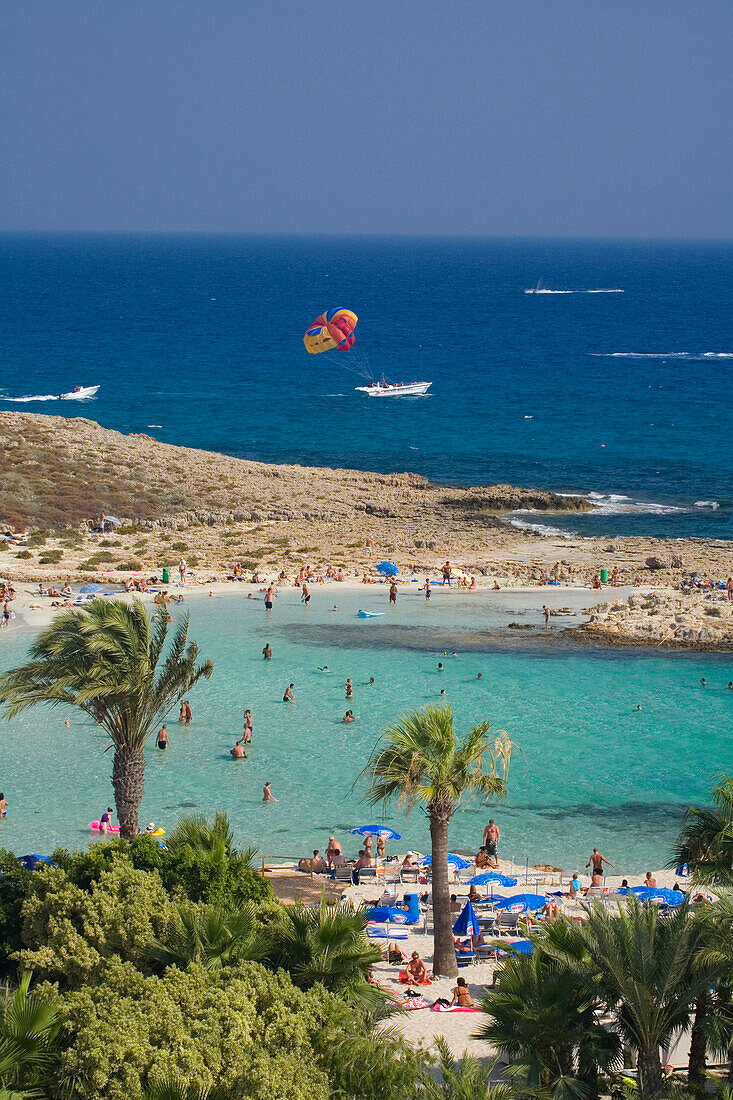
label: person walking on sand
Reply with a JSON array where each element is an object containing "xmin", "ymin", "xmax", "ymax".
[
  {"xmin": 178, "ymin": 557, "xmax": 187, "ymax": 584},
  {"xmin": 263, "ymin": 782, "xmax": 277, "ymax": 802},
  {"xmin": 283, "ymin": 683, "xmax": 294, "ymax": 702},
  {"xmin": 482, "ymin": 819, "xmax": 500, "ymax": 868},
  {"xmin": 727, "ymin": 576, "xmax": 732, "ymax": 602},
  {"xmin": 586, "ymin": 847, "xmax": 614, "ymax": 879}
]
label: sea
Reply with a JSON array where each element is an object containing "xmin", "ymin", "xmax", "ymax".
[
  {"xmin": 0, "ymin": 235, "xmax": 731, "ymax": 871},
  {"xmin": 0, "ymin": 233, "xmax": 732, "ymax": 540}
]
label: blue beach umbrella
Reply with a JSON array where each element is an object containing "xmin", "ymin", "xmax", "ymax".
[
  {"xmin": 453, "ymin": 899, "xmax": 481, "ymax": 937},
  {"xmin": 79, "ymin": 583, "xmax": 101, "ymax": 594},
  {"xmin": 103, "ymin": 515, "xmax": 121, "ymax": 526},
  {"xmin": 375, "ymin": 560, "xmax": 398, "ymax": 576},
  {"xmin": 631, "ymin": 886, "xmax": 685, "ymax": 905},
  {"xmin": 502, "ymin": 939, "xmax": 533, "ymax": 955},
  {"xmin": 349, "ymin": 825, "xmax": 402, "ymax": 840},
  {"xmin": 419, "ymin": 853, "xmax": 471, "ymax": 870},
  {"xmin": 468, "ymin": 872, "xmax": 518, "ymax": 888},
  {"xmin": 364, "ymin": 906, "xmax": 409, "ymax": 924},
  {"xmin": 494, "ymin": 893, "xmax": 548, "ymax": 913}
]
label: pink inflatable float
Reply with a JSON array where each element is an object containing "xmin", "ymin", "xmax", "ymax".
[{"xmin": 89, "ymin": 820, "xmax": 120, "ymax": 833}]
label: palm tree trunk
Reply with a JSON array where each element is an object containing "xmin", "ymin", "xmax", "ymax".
[
  {"xmin": 430, "ymin": 813, "xmax": 457, "ymax": 978},
  {"xmin": 688, "ymin": 994, "xmax": 708, "ymax": 1089},
  {"xmin": 637, "ymin": 1043, "xmax": 664, "ymax": 1098},
  {"xmin": 112, "ymin": 743, "xmax": 145, "ymax": 839}
]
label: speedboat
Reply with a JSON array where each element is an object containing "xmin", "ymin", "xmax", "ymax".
[
  {"xmin": 355, "ymin": 380, "xmax": 431, "ymax": 398},
  {"xmin": 59, "ymin": 385, "xmax": 100, "ymax": 400}
]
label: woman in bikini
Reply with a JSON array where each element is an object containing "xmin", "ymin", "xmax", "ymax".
[
  {"xmin": 450, "ymin": 976, "xmax": 476, "ymax": 1007},
  {"xmin": 405, "ymin": 951, "xmax": 428, "ymax": 984}
]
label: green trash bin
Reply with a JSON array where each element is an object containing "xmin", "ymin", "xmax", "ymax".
[
  {"xmin": 600, "ymin": 568, "xmax": 608, "ymax": 584},
  {"xmin": 162, "ymin": 567, "xmax": 170, "ymax": 584}
]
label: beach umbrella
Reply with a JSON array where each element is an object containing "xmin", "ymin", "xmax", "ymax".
[
  {"xmin": 364, "ymin": 906, "xmax": 408, "ymax": 924},
  {"xmin": 494, "ymin": 893, "xmax": 548, "ymax": 913},
  {"xmin": 349, "ymin": 825, "xmax": 402, "ymax": 840},
  {"xmin": 501, "ymin": 939, "xmax": 533, "ymax": 955},
  {"xmin": 103, "ymin": 515, "xmax": 121, "ymax": 525},
  {"xmin": 79, "ymin": 583, "xmax": 102, "ymax": 594},
  {"xmin": 452, "ymin": 899, "xmax": 481, "ymax": 937},
  {"xmin": 467, "ymin": 872, "xmax": 518, "ymax": 887},
  {"xmin": 375, "ymin": 560, "xmax": 398, "ymax": 576},
  {"xmin": 419, "ymin": 853, "xmax": 471, "ymax": 870},
  {"xmin": 630, "ymin": 886, "xmax": 685, "ymax": 905}
]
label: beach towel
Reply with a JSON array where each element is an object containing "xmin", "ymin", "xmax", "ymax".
[
  {"xmin": 431, "ymin": 1003, "xmax": 481, "ymax": 1013},
  {"xmin": 400, "ymin": 996, "xmax": 430, "ymax": 1010},
  {"xmin": 398, "ymin": 970, "xmax": 431, "ymax": 985},
  {"xmin": 368, "ymin": 928, "xmax": 408, "ymax": 940}
]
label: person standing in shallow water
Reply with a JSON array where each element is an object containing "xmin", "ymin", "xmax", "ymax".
[
  {"xmin": 345, "ymin": 678, "xmax": 353, "ymax": 699},
  {"xmin": 283, "ymin": 684, "xmax": 294, "ymax": 702},
  {"xmin": 262, "ymin": 643, "xmax": 272, "ymax": 660},
  {"xmin": 389, "ymin": 581, "xmax": 397, "ymax": 604},
  {"xmin": 263, "ymin": 782, "xmax": 277, "ymax": 802}
]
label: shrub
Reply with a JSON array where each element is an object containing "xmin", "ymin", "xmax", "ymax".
[
  {"xmin": 15, "ymin": 549, "xmax": 33, "ymax": 559},
  {"xmin": 93, "ymin": 551, "xmax": 116, "ymax": 562},
  {"xmin": 38, "ymin": 550, "xmax": 63, "ymax": 564},
  {"xmin": 51, "ymin": 960, "xmax": 340, "ymax": 1100},
  {"xmin": 27, "ymin": 532, "xmax": 49, "ymax": 547},
  {"xmin": 186, "ymin": 555, "xmax": 199, "ymax": 567},
  {"xmin": 171, "ymin": 542, "xmax": 189, "ymax": 552},
  {"xmin": 119, "ymin": 560, "xmax": 143, "ymax": 571},
  {"xmin": 77, "ymin": 560, "xmax": 99, "ymax": 572}
]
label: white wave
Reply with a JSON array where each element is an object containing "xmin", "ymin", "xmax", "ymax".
[
  {"xmin": 1, "ymin": 393, "xmax": 59, "ymax": 402},
  {"xmin": 590, "ymin": 351, "xmax": 732, "ymax": 360},
  {"xmin": 147, "ymin": 424, "xmax": 163, "ymax": 428},
  {"xmin": 694, "ymin": 500, "xmax": 720, "ymax": 510},
  {"xmin": 508, "ymin": 516, "xmax": 574, "ymax": 538},
  {"xmin": 587, "ymin": 492, "xmax": 682, "ymax": 515},
  {"xmin": 702, "ymin": 352, "xmax": 733, "ymax": 358},
  {"xmin": 525, "ymin": 288, "xmax": 624, "ymax": 294}
]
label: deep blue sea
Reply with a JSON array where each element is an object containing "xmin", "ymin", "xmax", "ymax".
[{"xmin": 1, "ymin": 234, "xmax": 731, "ymax": 539}]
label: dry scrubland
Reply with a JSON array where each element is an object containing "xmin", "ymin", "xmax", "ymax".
[{"xmin": 1, "ymin": 412, "xmax": 732, "ymax": 652}]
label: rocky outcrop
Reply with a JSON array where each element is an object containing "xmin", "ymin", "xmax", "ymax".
[{"xmin": 570, "ymin": 592, "xmax": 733, "ymax": 650}]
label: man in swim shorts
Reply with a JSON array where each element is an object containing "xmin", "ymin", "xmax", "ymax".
[
  {"xmin": 482, "ymin": 819, "xmax": 500, "ymax": 868},
  {"xmin": 262, "ymin": 643, "xmax": 272, "ymax": 660},
  {"xmin": 283, "ymin": 684, "xmax": 294, "ymax": 702},
  {"xmin": 157, "ymin": 725, "xmax": 169, "ymax": 750},
  {"xmin": 586, "ymin": 847, "xmax": 614, "ymax": 878}
]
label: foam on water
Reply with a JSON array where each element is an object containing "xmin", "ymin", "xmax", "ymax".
[{"xmin": 0, "ymin": 588, "xmax": 729, "ymax": 873}]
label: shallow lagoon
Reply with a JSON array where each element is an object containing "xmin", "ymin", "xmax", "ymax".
[{"xmin": 0, "ymin": 585, "xmax": 730, "ymax": 873}]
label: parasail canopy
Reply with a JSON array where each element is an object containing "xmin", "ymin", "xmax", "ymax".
[{"xmin": 303, "ymin": 309, "xmax": 358, "ymax": 354}]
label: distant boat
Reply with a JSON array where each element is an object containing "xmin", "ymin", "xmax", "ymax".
[
  {"xmin": 59, "ymin": 385, "xmax": 100, "ymax": 400},
  {"xmin": 355, "ymin": 380, "xmax": 431, "ymax": 398}
]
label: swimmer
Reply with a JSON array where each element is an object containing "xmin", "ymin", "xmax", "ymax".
[
  {"xmin": 345, "ymin": 678, "xmax": 353, "ymax": 698},
  {"xmin": 318, "ymin": 665, "xmax": 329, "ymax": 673},
  {"xmin": 477, "ymin": 672, "xmax": 483, "ymax": 680},
  {"xmin": 230, "ymin": 743, "xmax": 245, "ymax": 759},
  {"xmin": 636, "ymin": 704, "xmax": 642, "ymax": 711},
  {"xmin": 263, "ymin": 782, "xmax": 278, "ymax": 803},
  {"xmin": 437, "ymin": 662, "xmax": 444, "ymax": 671},
  {"xmin": 728, "ymin": 682, "xmax": 733, "ymax": 690},
  {"xmin": 283, "ymin": 683, "xmax": 294, "ymax": 702},
  {"xmin": 146, "ymin": 822, "xmax": 158, "ymax": 835},
  {"xmin": 343, "ymin": 710, "xmax": 355, "ymax": 723},
  {"xmin": 368, "ymin": 677, "xmax": 375, "ymax": 685},
  {"xmin": 439, "ymin": 688, "xmax": 446, "ymax": 696},
  {"xmin": 333, "ymin": 605, "xmax": 338, "ymax": 611},
  {"xmin": 700, "ymin": 678, "xmax": 706, "ymax": 686},
  {"xmin": 156, "ymin": 725, "xmax": 169, "ymax": 750}
]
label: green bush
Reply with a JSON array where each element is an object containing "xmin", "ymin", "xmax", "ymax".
[
  {"xmin": 171, "ymin": 542, "xmax": 189, "ymax": 552},
  {"xmin": 38, "ymin": 550, "xmax": 63, "ymax": 564},
  {"xmin": 0, "ymin": 850, "xmax": 37, "ymax": 976},
  {"xmin": 119, "ymin": 560, "xmax": 143, "ymax": 571},
  {"xmin": 27, "ymin": 531, "xmax": 49, "ymax": 547},
  {"xmin": 15, "ymin": 549, "xmax": 33, "ymax": 559},
  {"xmin": 77, "ymin": 560, "xmax": 99, "ymax": 572},
  {"xmin": 51, "ymin": 960, "xmax": 340, "ymax": 1100}
]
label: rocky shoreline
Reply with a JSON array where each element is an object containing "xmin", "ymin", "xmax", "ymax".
[{"xmin": 567, "ymin": 590, "xmax": 733, "ymax": 651}]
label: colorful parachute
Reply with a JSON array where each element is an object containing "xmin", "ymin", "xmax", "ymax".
[{"xmin": 303, "ymin": 308, "xmax": 358, "ymax": 354}]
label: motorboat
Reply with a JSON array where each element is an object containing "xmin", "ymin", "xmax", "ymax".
[
  {"xmin": 355, "ymin": 380, "xmax": 431, "ymax": 398},
  {"xmin": 59, "ymin": 385, "xmax": 100, "ymax": 400}
]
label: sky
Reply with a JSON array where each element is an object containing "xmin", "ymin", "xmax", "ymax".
[{"xmin": 2, "ymin": 1, "xmax": 732, "ymax": 237}]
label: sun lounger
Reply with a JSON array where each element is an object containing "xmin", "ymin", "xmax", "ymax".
[
  {"xmin": 495, "ymin": 911, "xmax": 520, "ymax": 935},
  {"xmin": 400, "ymin": 867, "xmax": 420, "ymax": 884}
]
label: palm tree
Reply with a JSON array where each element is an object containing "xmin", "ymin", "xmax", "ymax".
[
  {"xmin": 147, "ymin": 904, "xmax": 269, "ymax": 971},
  {"xmin": 0, "ymin": 972, "xmax": 61, "ymax": 1099},
  {"xmin": 363, "ymin": 705, "xmax": 511, "ymax": 977},
  {"xmin": 543, "ymin": 897, "xmax": 707, "ymax": 1098},
  {"xmin": 164, "ymin": 812, "xmax": 256, "ymax": 868},
  {"xmin": 141, "ymin": 1078, "xmax": 223, "ymax": 1100},
  {"xmin": 476, "ymin": 943, "xmax": 620, "ymax": 1100},
  {"xmin": 419, "ymin": 1037, "xmax": 511, "ymax": 1100},
  {"xmin": 692, "ymin": 896, "xmax": 733, "ymax": 1083},
  {"xmin": 0, "ymin": 600, "xmax": 213, "ymax": 838},
  {"xmin": 672, "ymin": 774, "xmax": 733, "ymax": 889},
  {"xmin": 268, "ymin": 896, "xmax": 383, "ymax": 1010}
]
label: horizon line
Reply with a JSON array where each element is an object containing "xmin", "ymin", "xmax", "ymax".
[{"xmin": 0, "ymin": 230, "xmax": 732, "ymax": 244}]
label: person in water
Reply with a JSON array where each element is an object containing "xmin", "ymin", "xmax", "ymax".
[
  {"xmin": 230, "ymin": 742, "xmax": 245, "ymax": 759},
  {"xmin": 243, "ymin": 710, "xmax": 253, "ymax": 743},
  {"xmin": 283, "ymin": 684, "xmax": 294, "ymax": 702},
  {"xmin": 263, "ymin": 782, "xmax": 277, "ymax": 803},
  {"xmin": 262, "ymin": 643, "xmax": 272, "ymax": 660},
  {"xmin": 345, "ymin": 678, "xmax": 353, "ymax": 698},
  {"xmin": 99, "ymin": 807, "xmax": 114, "ymax": 833},
  {"xmin": 389, "ymin": 581, "xmax": 397, "ymax": 604},
  {"xmin": 157, "ymin": 725, "xmax": 169, "ymax": 750},
  {"xmin": 0, "ymin": 793, "xmax": 7, "ymax": 818},
  {"xmin": 424, "ymin": 579, "xmax": 431, "ymax": 600},
  {"xmin": 343, "ymin": 710, "xmax": 355, "ymax": 723},
  {"xmin": 301, "ymin": 584, "xmax": 310, "ymax": 605}
]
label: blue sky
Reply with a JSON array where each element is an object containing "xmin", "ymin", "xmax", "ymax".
[{"xmin": 2, "ymin": 1, "xmax": 731, "ymax": 236}]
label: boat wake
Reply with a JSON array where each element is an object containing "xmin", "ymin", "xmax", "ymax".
[
  {"xmin": 0, "ymin": 384, "xmax": 99, "ymax": 403},
  {"xmin": 0, "ymin": 393, "xmax": 59, "ymax": 402},
  {"xmin": 525, "ymin": 288, "xmax": 624, "ymax": 294},
  {"xmin": 590, "ymin": 352, "xmax": 732, "ymax": 360}
]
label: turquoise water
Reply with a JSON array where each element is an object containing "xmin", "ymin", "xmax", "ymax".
[{"xmin": 0, "ymin": 587, "xmax": 731, "ymax": 873}]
